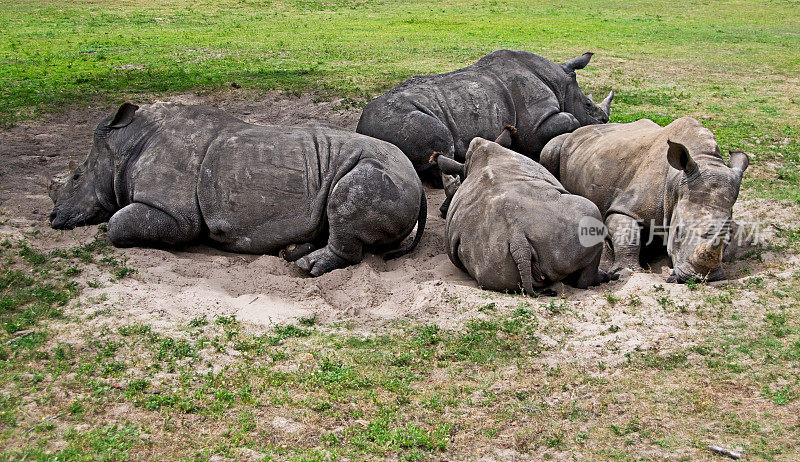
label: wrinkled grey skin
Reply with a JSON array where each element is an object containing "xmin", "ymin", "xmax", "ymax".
[
  {"xmin": 50, "ymin": 102, "xmax": 426, "ymax": 276},
  {"xmin": 356, "ymin": 49, "xmax": 613, "ymax": 180},
  {"xmin": 540, "ymin": 117, "xmax": 749, "ymax": 283},
  {"xmin": 438, "ymin": 137, "xmax": 609, "ymax": 294}
]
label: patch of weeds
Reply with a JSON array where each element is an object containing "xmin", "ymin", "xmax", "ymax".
[
  {"xmin": 414, "ymin": 324, "xmax": 441, "ymax": 346},
  {"xmin": 685, "ymin": 278, "xmax": 703, "ymax": 291},
  {"xmin": 68, "ymin": 399, "xmax": 84, "ymax": 415},
  {"xmin": 100, "ymin": 255, "xmax": 136, "ymax": 279},
  {"xmin": 215, "ymin": 315, "xmax": 238, "ymax": 326},
  {"xmin": 271, "ymin": 324, "xmax": 312, "ymax": 344},
  {"xmin": 188, "ymin": 315, "xmax": 208, "ymax": 327},
  {"xmin": 69, "ymin": 237, "xmax": 109, "ymax": 264},
  {"xmin": 19, "ymin": 244, "xmax": 48, "ymax": 265},
  {"xmin": 305, "ymin": 357, "xmax": 370, "ymax": 391},
  {"xmin": 761, "ymin": 384, "xmax": 798, "ymax": 405},
  {"xmin": 610, "ymin": 417, "xmax": 641, "ymax": 437},
  {"xmin": 604, "ymin": 292, "xmax": 620, "ymax": 305},
  {"xmin": 545, "ymin": 433, "xmax": 565, "ymax": 449},
  {"xmin": 348, "ymin": 407, "xmax": 451, "ymax": 456},
  {"xmin": 62, "ymin": 266, "xmax": 82, "ymax": 277},
  {"xmin": 635, "ymin": 350, "xmax": 689, "ymax": 370},
  {"xmin": 155, "ymin": 337, "xmax": 196, "ymax": 361},
  {"xmin": 543, "ymin": 299, "xmax": 567, "ymax": 315},
  {"xmin": 299, "ymin": 314, "xmax": 317, "ymax": 326},
  {"xmin": 0, "ymin": 259, "xmax": 76, "ymax": 334}
]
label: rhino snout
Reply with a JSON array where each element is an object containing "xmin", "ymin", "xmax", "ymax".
[
  {"xmin": 49, "ymin": 207, "xmax": 78, "ymax": 230},
  {"xmin": 50, "ymin": 212, "xmax": 73, "ymax": 230},
  {"xmin": 668, "ymin": 264, "xmax": 726, "ymax": 284}
]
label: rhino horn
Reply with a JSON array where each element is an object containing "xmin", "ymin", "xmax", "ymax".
[
  {"xmin": 561, "ymin": 52, "xmax": 593, "ymax": 73},
  {"xmin": 599, "ymin": 90, "xmax": 614, "ymax": 117},
  {"xmin": 694, "ymin": 220, "xmax": 730, "ymax": 270},
  {"xmin": 41, "ymin": 173, "xmax": 59, "ymax": 203}
]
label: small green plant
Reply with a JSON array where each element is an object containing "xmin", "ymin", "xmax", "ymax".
[
  {"xmin": 604, "ymin": 292, "xmax": 620, "ymax": 305},
  {"xmin": 188, "ymin": 315, "xmax": 208, "ymax": 327}
]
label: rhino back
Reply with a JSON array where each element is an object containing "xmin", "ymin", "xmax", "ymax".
[
  {"xmin": 197, "ymin": 126, "xmax": 403, "ymax": 253},
  {"xmin": 360, "ymin": 50, "xmax": 563, "ymax": 160},
  {"xmin": 120, "ymin": 104, "xmax": 240, "ymax": 222},
  {"xmin": 558, "ymin": 119, "xmax": 669, "ymax": 220},
  {"xmin": 448, "ymin": 143, "xmax": 599, "ymax": 287}
]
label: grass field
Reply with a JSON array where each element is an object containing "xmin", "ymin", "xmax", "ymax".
[{"xmin": 1, "ymin": 0, "xmax": 800, "ymax": 460}]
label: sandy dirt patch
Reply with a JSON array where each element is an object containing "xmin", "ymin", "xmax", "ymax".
[{"xmin": 0, "ymin": 90, "xmax": 783, "ymax": 367}]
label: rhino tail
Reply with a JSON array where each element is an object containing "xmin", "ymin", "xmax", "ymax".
[
  {"xmin": 495, "ymin": 124, "xmax": 518, "ymax": 148},
  {"xmin": 510, "ymin": 235, "xmax": 546, "ymax": 296},
  {"xmin": 384, "ymin": 193, "xmax": 427, "ymax": 261}
]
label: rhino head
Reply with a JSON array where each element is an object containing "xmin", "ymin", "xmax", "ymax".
[
  {"xmin": 49, "ymin": 103, "xmax": 139, "ymax": 230},
  {"xmin": 664, "ymin": 139, "xmax": 749, "ymax": 282},
  {"xmin": 560, "ymin": 53, "xmax": 613, "ymax": 125}
]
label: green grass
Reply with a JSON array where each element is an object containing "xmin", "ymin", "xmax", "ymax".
[
  {"xmin": 3, "ymin": 0, "xmax": 798, "ymax": 202},
  {"xmin": 1, "ymin": 0, "xmax": 798, "ymax": 125}
]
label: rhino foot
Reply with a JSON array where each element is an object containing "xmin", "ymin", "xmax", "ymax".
[
  {"xmin": 601, "ymin": 269, "xmax": 620, "ymax": 283},
  {"xmin": 610, "ymin": 266, "xmax": 638, "ymax": 279},
  {"xmin": 281, "ymin": 243, "xmax": 316, "ymax": 262},
  {"xmin": 295, "ymin": 246, "xmax": 351, "ymax": 277}
]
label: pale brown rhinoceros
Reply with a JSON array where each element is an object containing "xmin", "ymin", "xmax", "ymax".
[
  {"xmin": 49, "ymin": 102, "xmax": 426, "ymax": 276},
  {"xmin": 540, "ymin": 117, "xmax": 749, "ymax": 283}
]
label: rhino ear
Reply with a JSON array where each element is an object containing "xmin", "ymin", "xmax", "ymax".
[
  {"xmin": 561, "ymin": 52, "xmax": 593, "ymax": 73},
  {"xmin": 107, "ymin": 102, "xmax": 139, "ymax": 129},
  {"xmin": 666, "ymin": 140, "xmax": 697, "ymax": 173},
  {"xmin": 728, "ymin": 151, "xmax": 750, "ymax": 176}
]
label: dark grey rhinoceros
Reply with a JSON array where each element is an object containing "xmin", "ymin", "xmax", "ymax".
[
  {"xmin": 540, "ymin": 117, "xmax": 749, "ymax": 283},
  {"xmin": 433, "ymin": 133, "xmax": 610, "ymax": 294},
  {"xmin": 356, "ymin": 49, "xmax": 613, "ymax": 179},
  {"xmin": 49, "ymin": 102, "xmax": 426, "ymax": 276}
]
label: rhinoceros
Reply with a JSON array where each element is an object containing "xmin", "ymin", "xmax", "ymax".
[
  {"xmin": 356, "ymin": 49, "xmax": 613, "ymax": 180},
  {"xmin": 433, "ymin": 132, "xmax": 610, "ymax": 293},
  {"xmin": 49, "ymin": 102, "xmax": 426, "ymax": 276},
  {"xmin": 540, "ymin": 117, "xmax": 749, "ymax": 282}
]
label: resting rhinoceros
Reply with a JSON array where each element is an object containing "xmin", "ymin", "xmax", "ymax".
[
  {"xmin": 433, "ymin": 133, "xmax": 610, "ymax": 293},
  {"xmin": 356, "ymin": 49, "xmax": 613, "ymax": 180},
  {"xmin": 540, "ymin": 117, "xmax": 749, "ymax": 283},
  {"xmin": 49, "ymin": 102, "xmax": 426, "ymax": 276}
]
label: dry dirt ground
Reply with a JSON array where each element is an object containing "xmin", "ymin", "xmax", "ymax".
[{"xmin": 0, "ymin": 90, "xmax": 790, "ymax": 371}]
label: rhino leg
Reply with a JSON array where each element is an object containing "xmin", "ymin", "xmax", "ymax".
[
  {"xmin": 396, "ymin": 111, "xmax": 455, "ymax": 181},
  {"xmin": 296, "ymin": 159, "xmax": 419, "ymax": 277},
  {"xmin": 539, "ymin": 112, "xmax": 580, "ymax": 142},
  {"xmin": 539, "ymin": 132, "xmax": 571, "ymax": 179},
  {"xmin": 519, "ymin": 112, "xmax": 579, "ymax": 161},
  {"xmin": 569, "ymin": 250, "xmax": 612, "ymax": 289},
  {"xmin": 106, "ymin": 202, "xmax": 200, "ymax": 247},
  {"xmin": 605, "ymin": 213, "xmax": 644, "ymax": 275}
]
